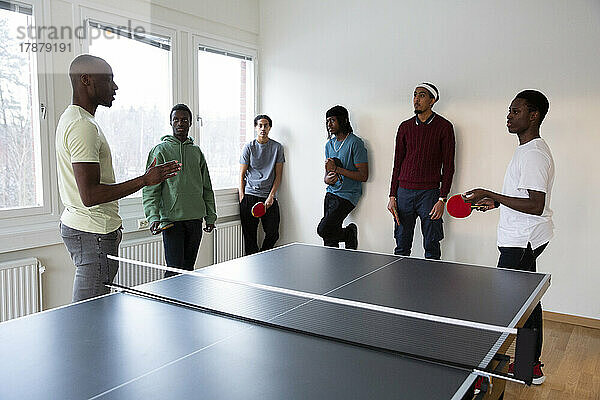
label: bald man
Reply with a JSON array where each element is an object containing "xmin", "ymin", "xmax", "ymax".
[{"xmin": 56, "ymin": 54, "xmax": 181, "ymax": 302}]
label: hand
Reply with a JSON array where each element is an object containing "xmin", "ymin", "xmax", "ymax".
[
  {"xmin": 463, "ymin": 188, "xmax": 489, "ymax": 204},
  {"xmin": 325, "ymin": 158, "xmax": 337, "ymax": 172},
  {"xmin": 143, "ymin": 158, "xmax": 181, "ymax": 186},
  {"xmin": 387, "ymin": 197, "xmax": 397, "ymax": 215},
  {"xmin": 239, "ymin": 190, "xmax": 244, "ymax": 202},
  {"xmin": 473, "ymin": 198, "xmax": 496, "ymax": 212},
  {"xmin": 149, "ymin": 221, "xmax": 160, "ymax": 235},
  {"xmin": 203, "ymin": 223, "xmax": 215, "ymax": 233},
  {"xmin": 429, "ymin": 200, "xmax": 445, "ymax": 220},
  {"xmin": 324, "ymin": 171, "xmax": 338, "ymax": 185},
  {"xmin": 265, "ymin": 195, "xmax": 275, "ymax": 208}
]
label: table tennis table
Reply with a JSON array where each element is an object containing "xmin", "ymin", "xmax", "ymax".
[{"xmin": 0, "ymin": 243, "xmax": 550, "ymax": 400}]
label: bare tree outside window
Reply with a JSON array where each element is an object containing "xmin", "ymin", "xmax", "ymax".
[{"xmin": 0, "ymin": 10, "xmax": 43, "ymax": 211}]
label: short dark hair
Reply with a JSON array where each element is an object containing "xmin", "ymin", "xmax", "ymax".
[
  {"xmin": 254, "ymin": 114, "xmax": 272, "ymax": 127},
  {"xmin": 515, "ymin": 90, "xmax": 549, "ymax": 125},
  {"xmin": 326, "ymin": 105, "xmax": 353, "ymax": 138},
  {"xmin": 170, "ymin": 103, "xmax": 192, "ymax": 121}
]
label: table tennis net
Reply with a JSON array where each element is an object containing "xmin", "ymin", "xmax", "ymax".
[{"xmin": 113, "ymin": 270, "xmax": 510, "ymax": 372}]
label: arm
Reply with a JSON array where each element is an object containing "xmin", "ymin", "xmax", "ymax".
[
  {"xmin": 464, "ymin": 188, "xmax": 546, "ymax": 216},
  {"xmin": 428, "ymin": 123, "xmax": 455, "ymax": 220},
  {"xmin": 389, "ymin": 125, "xmax": 406, "ymax": 197},
  {"xmin": 334, "ymin": 162, "xmax": 368, "ymax": 182},
  {"xmin": 67, "ymin": 119, "xmax": 180, "ymax": 208},
  {"xmin": 239, "ymin": 164, "xmax": 249, "ymax": 202},
  {"xmin": 142, "ymin": 150, "xmax": 164, "ymax": 234},
  {"xmin": 439, "ymin": 123, "xmax": 456, "ymax": 199},
  {"xmin": 265, "ymin": 162, "xmax": 283, "ymax": 208},
  {"xmin": 333, "ymin": 138, "xmax": 369, "ymax": 182},
  {"xmin": 199, "ymin": 156, "xmax": 217, "ymax": 232},
  {"xmin": 73, "ymin": 158, "xmax": 180, "ymax": 207},
  {"xmin": 465, "ymin": 150, "xmax": 551, "ymax": 216}
]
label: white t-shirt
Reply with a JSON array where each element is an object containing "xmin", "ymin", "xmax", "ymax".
[
  {"xmin": 497, "ymin": 138, "xmax": 555, "ymax": 249},
  {"xmin": 56, "ymin": 105, "xmax": 121, "ymax": 234}
]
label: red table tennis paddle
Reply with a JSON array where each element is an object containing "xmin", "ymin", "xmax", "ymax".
[
  {"xmin": 446, "ymin": 194, "xmax": 486, "ymax": 218},
  {"xmin": 251, "ymin": 201, "xmax": 266, "ymax": 218}
]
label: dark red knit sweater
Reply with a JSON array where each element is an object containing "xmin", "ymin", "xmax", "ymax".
[{"xmin": 389, "ymin": 114, "xmax": 455, "ymax": 197}]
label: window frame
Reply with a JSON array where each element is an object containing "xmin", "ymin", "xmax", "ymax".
[
  {"xmin": 0, "ymin": 0, "xmax": 62, "ymax": 252},
  {"xmin": 79, "ymin": 6, "xmax": 177, "ymax": 231},
  {"xmin": 0, "ymin": 5, "xmax": 259, "ymax": 252},
  {"xmin": 191, "ymin": 34, "xmax": 258, "ymax": 201}
]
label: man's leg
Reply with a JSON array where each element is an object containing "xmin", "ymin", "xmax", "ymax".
[
  {"xmin": 394, "ymin": 187, "xmax": 417, "ymax": 256},
  {"xmin": 498, "ymin": 243, "xmax": 548, "ymax": 362},
  {"xmin": 416, "ymin": 188, "xmax": 443, "ymax": 260},
  {"xmin": 260, "ymin": 199, "xmax": 280, "ymax": 251},
  {"xmin": 317, "ymin": 193, "xmax": 354, "ymax": 247},
  {"xmin": 240, "ymin": 195, "xmax": 260, "ymax": 255},
  {"xmin": 61, "ymin": 223, "xmax": 122, "ymax": 302},
  {"xmin": 162, "ymin": 221, "xmax": 187, "ymax": 278},
  {"xmin": 182, "ymin": 219, "xmax": 203, "ymax": 271}
]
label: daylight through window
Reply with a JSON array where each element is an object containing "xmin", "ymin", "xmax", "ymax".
[
  {"xmin": 197, "ymin": 46, "xmax": 255, "ymax": 190},
  {"xmin": 88, "ymin": 20, "xmax": 172, "ymax": 196}
]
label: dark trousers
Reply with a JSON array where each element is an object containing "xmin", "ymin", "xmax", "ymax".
[
  {"xmin": 498, "ymin": 242, "xmax": 548, "ymax": 362},
  {"xmin": 162, "ymin": 220, "xmax": 203, "ymax": 278},
  {"xmin": 393, "ymin": 187, "xmax": 443, "ymax": 259},
  {"xmin": 317, "ymin": 192, "xmax": 355, "ymax": 247},
  {"xmin": 240, "ymin": 194, "xmax": 280, "ymax": 255}
]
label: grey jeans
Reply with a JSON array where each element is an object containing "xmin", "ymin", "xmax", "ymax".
[{"xmin": 60, "ymin": 223, "xmax": 122, "ymax": 302}]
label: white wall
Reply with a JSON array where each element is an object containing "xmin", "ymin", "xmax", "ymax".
[
  {"xmin": 258, "ymin": 0, "xmax": 600, "ymax": 319},
  {"xmin": 0, "ymin": 0, "xmax": 258, "ymax": 309}
]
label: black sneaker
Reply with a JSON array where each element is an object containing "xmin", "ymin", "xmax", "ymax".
[{"xmin": 346, "ymin": 223, "xmax": 358, "ymax": 250}]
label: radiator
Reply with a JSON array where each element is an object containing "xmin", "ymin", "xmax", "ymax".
[
  {"xmin": 214, "ymin": 220, "xmax": 244, "ymax": 263},
  {"xmin": 115, "ymin": 237, "xmax": 165, "ymax": 287},
  {"xmin": 0, "ymin": 258, "xmax": 45, "ymax": 322}
]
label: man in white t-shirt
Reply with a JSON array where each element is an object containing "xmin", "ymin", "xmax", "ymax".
[
  {"xmin": 56, "ymin": 55, "xmax": 181, "ymax": 302},
  {"xmin": 465, "ymin": 90, "xmax": 554, "ymax": 385}
]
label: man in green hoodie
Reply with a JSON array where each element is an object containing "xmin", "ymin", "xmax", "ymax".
[{"xmin": 143, "ymin": 104, "xmax": 217, "ymax": 277}]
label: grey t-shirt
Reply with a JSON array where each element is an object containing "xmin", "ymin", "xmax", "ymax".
[{"xmin": 240, "ymin": 138, "xmax": 285, "ymax": 197}]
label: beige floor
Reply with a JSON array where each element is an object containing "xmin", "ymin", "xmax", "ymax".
[{"xmin": 504, "ymin": 320, "xmax": 600, "ymax": 399}]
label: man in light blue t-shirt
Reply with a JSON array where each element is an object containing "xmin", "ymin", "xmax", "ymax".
[
  {"xmin": 317, "ymin": 105, "xmax": 368, "ymax": 249},
  {"xmin": 239, "ymin": 114, "xmax": 285, "ymax": 255}
]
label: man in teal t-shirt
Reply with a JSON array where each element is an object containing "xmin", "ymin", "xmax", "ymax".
[
  {"xmin": 143, "ymin": 104, "xmax": 217, "ymax": 277},
  {"xmin": 317, "ymin": 105, "xmax": 368, "ymax": 249}
]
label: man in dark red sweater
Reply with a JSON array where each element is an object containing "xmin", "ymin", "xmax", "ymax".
[{"xmin": 387, "ymin": 83, "xmax": 455, "ymax": 259}]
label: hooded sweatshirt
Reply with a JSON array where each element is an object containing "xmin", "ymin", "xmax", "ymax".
[{"xmin": 142, "ymin": 135, "xmax": 217, "ymax": 225}]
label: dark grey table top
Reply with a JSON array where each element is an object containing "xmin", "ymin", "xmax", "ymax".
[{"xmin": 0, "ymin": 243, "xmax": 550, "ymax": 400}]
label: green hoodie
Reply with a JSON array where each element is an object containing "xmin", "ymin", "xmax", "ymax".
[{"xmin": 142, "ymin": 135, "xmax": 217, "ymax": 225}]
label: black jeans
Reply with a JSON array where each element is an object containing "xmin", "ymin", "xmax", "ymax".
[
  {"xmin": 239, "ymin": 194, "xmax": 280, "ymax": 255},
  {"xmin": 317, "ymin": 192, "xmax": 356, "ymax": 247},
  {"xmin": 498, "ymin": 242, "xmax": 548, "ymax": 362},
  {"xmin": 162, "ymin": 220, "xmax": 203, "ymax": 278}
]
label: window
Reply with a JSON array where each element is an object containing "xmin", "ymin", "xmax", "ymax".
[
  {"xmin": 0, "ymin": 1, "xmax": 44, "ymax": 213},
  {"xmin": 196, "ymin": 45, "xmax": 255, "ymax": 190},
  {"xmin": 87, "ymin": 19, "xmax": 172, "ymax": 195}
]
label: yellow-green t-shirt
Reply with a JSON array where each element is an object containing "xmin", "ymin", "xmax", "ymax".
[{"xmin": 55, "ymin": 105, "xmax": 121, "ymax": 234}]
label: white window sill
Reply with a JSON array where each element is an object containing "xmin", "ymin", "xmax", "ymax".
[{"xmin": 0, "ymin": 188, "xmax": 240, "ymax": 253}]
